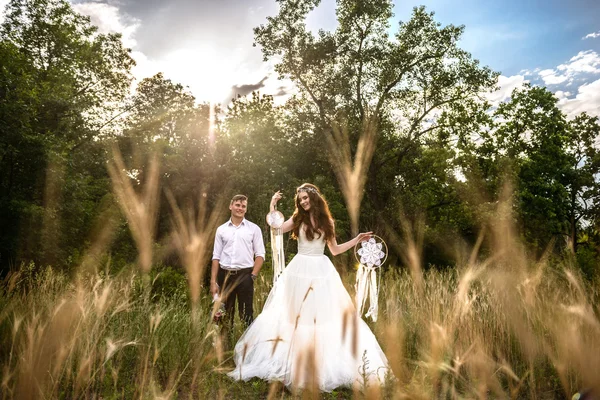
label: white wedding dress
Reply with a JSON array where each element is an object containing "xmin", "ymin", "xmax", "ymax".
[{"xmin": 228, "ymin": 226, "xmax": 390, "ymax": 391}]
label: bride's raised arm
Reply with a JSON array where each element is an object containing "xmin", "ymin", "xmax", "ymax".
[
  {"xmin": 327, "ymin": 220, "xmax": 372, "ymax": 256},
  {"xmin": 270, "ymin": 191, "xmax": 294, "ymax": 233}
]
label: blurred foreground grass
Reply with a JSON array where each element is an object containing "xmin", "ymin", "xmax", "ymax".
[{"xmin": 1, "ymin": 252, "xmax": 598, "ymax": 399}]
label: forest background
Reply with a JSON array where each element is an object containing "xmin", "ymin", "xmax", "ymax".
[{"xmin": 2, "ymin": 0, "xmax": 599, "ymax": 277}]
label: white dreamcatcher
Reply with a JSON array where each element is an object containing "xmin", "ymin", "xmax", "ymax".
[{"xmin": 354, "ymin": 235, "xmax": 388, "ymax": 321}]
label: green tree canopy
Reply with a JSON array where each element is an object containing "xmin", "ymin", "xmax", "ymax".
[{"xmin": 0, "ymin": 0, "xmax": 134, "ymax": 269}]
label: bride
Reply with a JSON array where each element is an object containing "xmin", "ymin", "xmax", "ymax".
[{"xmin": 228, "ymin": 183, "xmax": 390, "ymax": 391}]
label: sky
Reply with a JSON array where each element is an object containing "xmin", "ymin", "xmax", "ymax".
[{"xmin": 1, "ymin": 0, "xmax": 600, "ymax": 117}]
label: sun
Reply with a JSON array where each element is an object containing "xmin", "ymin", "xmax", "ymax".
[
  {"xmin": 131, "ymin": 43, "xmax": 287, "ymax": 106},
  {"xmin": 131, "ymin": 43, "xmax": 256, "ymax": 104},
  {"xmin": 158, "ymin": 45, "xmax": 252, "ymax": 104}
]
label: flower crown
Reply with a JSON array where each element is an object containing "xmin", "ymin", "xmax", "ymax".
[{"xmin": 297, "ymin": 186, "xmax": 319, "ymax": 195}]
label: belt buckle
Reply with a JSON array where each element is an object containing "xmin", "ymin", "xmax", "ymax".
[{"xmin": 228, "ymin": 270, "xmax": 238, "ymax": 275}]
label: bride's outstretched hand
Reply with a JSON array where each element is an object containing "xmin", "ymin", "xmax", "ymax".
[
  {"xmin": 270, "ymin": 191, "xmax": 282, "ymax": 208},
  {"xmin": 355, "ymin": 232, "xmax": 373, "ymax": 244}
]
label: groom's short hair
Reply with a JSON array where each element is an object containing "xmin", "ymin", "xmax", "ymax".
[{"xmin": 230, "ymin": 194, "xmax": 248, "ymax": 204}]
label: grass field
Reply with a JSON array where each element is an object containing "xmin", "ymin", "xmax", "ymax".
[{"xmin": 1, "ymin": 224, "xmax": 599, "ymax": 400}]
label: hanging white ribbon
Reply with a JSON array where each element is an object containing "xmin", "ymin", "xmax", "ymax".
[
  {"xmin": 355, "ymin": 264, "xmax": 379, "ymax": 321},
  {"xmin": 270, "ymin": 226, "xmax": 285, "ymax": 284},
  {"xmin": 266, "ymin": 210, "xmax": 286, "ymax": 284}
]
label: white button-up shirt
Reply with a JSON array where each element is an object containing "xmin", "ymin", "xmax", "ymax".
[{"xmin": 212, "ymin": 218, "xmax": 265, "ymax": 270}]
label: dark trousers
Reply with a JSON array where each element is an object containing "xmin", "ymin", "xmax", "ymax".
[{"xmin": 217, "ymin": 266, "xmax": 254, "ymax": 327}]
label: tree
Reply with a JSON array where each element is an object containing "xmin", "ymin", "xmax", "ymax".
[
  {"xmin": 459, "ymin": 85, "xmax": 600, "ymax": 256},
  {"xmin": 220, "ymin": 92, "xmax": 294, "ymax": 223},
  {"xmin": 565, "ymin": 113, "xmax": 600, "ymax": 253},
  {"xmin": 254, "ymin": 1, "xmax": 497, "ymax": 237},
  {"xmin": 496, "ymin": 86, "xmax": 571, "ymax": 249},
  {"xmin": 1, "ymin": 0, "xmax": 135, "ymax": 140},
  {"xmin": 0, "ymin": 40, "xmax": 41, "ymax": 268},
  {"xmin": 124, "ymin": 73, "xmax": 197, "ymax": 145},
  {"xmin": 0, "ymin": 0, "xmax": 134, "ymax": 270}
]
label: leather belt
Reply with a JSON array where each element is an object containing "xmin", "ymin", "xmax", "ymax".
[{"xmin": 220, "ymin": 266, "xmax": 251, "ymax": 276}]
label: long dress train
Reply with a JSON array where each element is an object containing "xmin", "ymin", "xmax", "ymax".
[{"xmin": 228, "ymin": 227, "xmax": 391, "ymax": 391}]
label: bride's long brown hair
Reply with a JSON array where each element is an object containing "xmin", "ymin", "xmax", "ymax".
[{"xmin": 291, "ymin": 183, "xmax": 335, "ymax": 242}]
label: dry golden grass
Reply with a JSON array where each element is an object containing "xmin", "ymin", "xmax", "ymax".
[
  {"xmin": 2, "ymin": 219, "xmax": 599, "ymax": 399},
  {"xmin": 326, "ymin": 115, "xmax": 379, "ymax": 236}
]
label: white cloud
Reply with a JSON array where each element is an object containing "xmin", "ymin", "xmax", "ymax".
[
  {"xmin": 486, "ymin": 74, "xmax": 528, "ymax": 106},
  {"xmin": 538, "ymin": 50, "xmax": 600, "ymax": 86},
  {"xmin": 485, "ymin": 53, "xmax": 600, "ymax": 119},
  {"xmin": 583, "ymin": 31, "xmax": 600, "ymax": 40},
  {"xmin": 555, "ymin": 78, "xmax": 600, "ymax": 118},
  {"xmin": 554, "ymin": 90, "xmax": 571, "ymax": 99},
  {"xmin": 538, "ymin": 68, "xmax": 569, "ymax": 85},
  {"xmin": 71, "ymin": 1, "xmax": 291, "ymax": 104},
  {"xmin": 73, "ymin": 2, "xmax": 161, "ymax": 94},
  {"xmin": 72, "ymin": 2, "xmax": 140, "ymax": 49},
  {"xmin": 518, "ymin": 68, "xmax": 541, "ymax": 77},
  {"xmin": 559, "ymin": 50, "xmax": 600, "ymax": 74},
  {"xmin": 71, "ymin": 2, "xmax": 235, "ymax": 103},
  {"xmin": 533, "ymin": 50, "xmax": 600, "ymax": 117}
]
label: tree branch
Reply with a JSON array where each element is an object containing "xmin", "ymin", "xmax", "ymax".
[
  {"xmin": 376, "ymin": 44, "xmax": 452, "ymax": 113},
  {"xmin": 407, "ymin": 95, "xmax": 464, "ymax": 139},
  {"xmin": 355, "ymin": 27, "xmax": 366, "ymax": 122}
]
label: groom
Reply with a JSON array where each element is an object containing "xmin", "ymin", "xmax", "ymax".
[{"xmin": 211, "ymin": 194, "xmax": 265, "ymax": 327}]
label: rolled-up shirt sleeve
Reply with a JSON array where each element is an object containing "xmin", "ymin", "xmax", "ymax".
[
  {"xmin": 253, "ymin": 226, "xmax": 266, "ymax": 259},
  {"xmin": 212, "ymin": 227, "xmax": 223, "ymax": 261}
]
